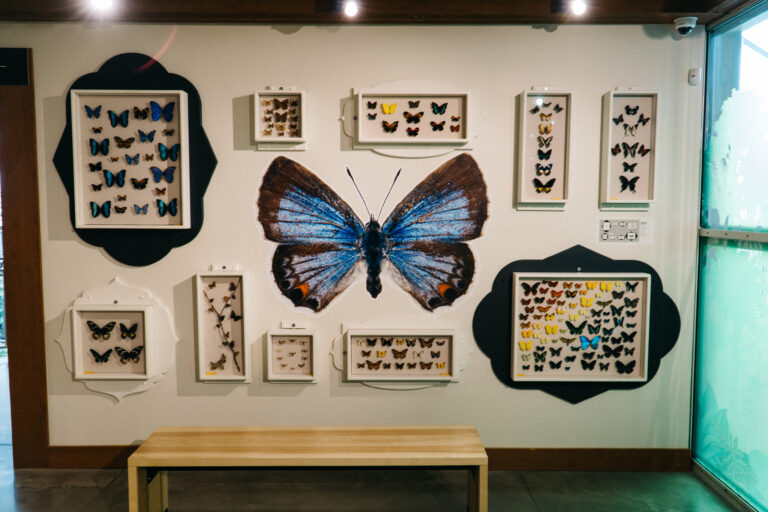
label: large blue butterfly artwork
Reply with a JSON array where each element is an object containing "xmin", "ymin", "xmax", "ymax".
[{"xmin": 257, "ymin": 154, "xmax": 488, "ymax": 312}]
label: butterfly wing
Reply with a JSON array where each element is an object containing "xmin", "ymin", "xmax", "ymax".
[
  {"xmin": 381, "ymin": 154, "xmax": 488, "ymax": 310},
  {"xmin": 258, "ymin": 157, "xmax": 366, "ymax": 311}
]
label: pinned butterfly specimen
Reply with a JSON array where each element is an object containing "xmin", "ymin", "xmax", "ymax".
[
  {"xmin": 366, "ymin": 360, "xmax": 383, "ymax": 370},
  {"xmin": 114, "ymin": 136, "xmax": 135, "ymax": 149},
  {"xmin": 553, "ymin": 104, "xmax": 564, "ymax": 113},
  {"xmin": 158, "ymin": 143, "xmax": 180, "ymax": 162},
  {"xmin": 623, "ymin": 162, "xmax": 638, "ymax": 173},
  {"xmin": 403, "ymin": 111, "xmax": 424, "ymax": 123},
  {"xmin": 263, "ymin": 129, "xmax": 273, "ymax": 136},
  {"xmin": 376, "ymin": 350, "xmax": 387, "ymax": 358},
  {"xmin": 108, "ymin": 109, "xmax": 129, "ymax": 128},
  {"xmin": 365, "ymin": 339, "xmax": 377, "ymax": 347},
  {"xmin": 597, "ymin": 300, "xmax": 611, "ymax": 308},
  {"xmin": 533, "ymin": 352, "xmax": 546, "ymax": 363},
  {"xmin": 580, "ymin": 335, "xmax": 600, "ymax": 350},
  {"xmin": 89, "ymin": 348, "xmax": 112, "ymax": 363},
  {"xmin": 533, "ymin": 364, "xmax": 543, "ymax": 372},
  {"xmin": 93, "ymin": 126, "xmax": 103, "ymax": 133},
  {"xmin": 85, "ymin": 105, "xmax": 102, "ymax": 118},
  {"xmin": 391, "ymin": 349, "xmax": 408, "ymax": 359},
  {"xmin": 430, "ymin": 351, "xmax": 440, "ymax": 359},
  {"xmin": 611, "ymin": 290, "xmax": 624, "ymax": 300},
  {"xmin": 450, "ymin": 125, "xmax": 460, "ymax": 132},
  {"xmin": 582, "ymin": 351, "xmax": 595, "ymax": 360},
  {"xmin": 419, "ymin": 362, "xmax": 433, "ymax": 370},
  {"xmin": 88, "ymin": 162, "xmax": 102, "ymax": 172},
  {"xmin": 230, "ymin": 310, "xmax": 242, "ymax": 321},
  {"xmin": 150, "ymin": 101, "xmax": 175, "ymax": 122},
  {"xmin": 529, "ymin": 105, "xmax": 540, "ymax": 114},
  {"xmin": 150, "ymin": 166, "xmax": 176, "ymax": 183},
  {"xmin": 549, "ymin": 347, "xmax": 562, "ymax": 356},
  {"xmin": 110, "ymin": 156, "xmax": 119, "ymax": 162},
  {"xmin": 549, "ymin": 360, "xmax": 562, "ymax": 369},
  {"xmin": 133, "ymin": 203, "xmax": 148, "ymax": 215},
  {"xmin": 382, "ymin": 121, "xmax": 399, "ymax": 133},
  {"xmin": 626, "ymin": 310, "xmax": 638, "ymax": 318},
  {"xmin": 536, "ymin": 162, "xmax": 553, "ymax": 176},
  {"xmin": 419, "ymin": 338, "xmax": 434, "ymax": 348},
  {"xmin": 381, "ymin": 103, "xmax": 397, "ymax": 115},
  {"xmin": 587, "ymin": 323, "xmax": 600, "ymax": 335},
  {"xmin": 611, "ymin": 143, "xmax": 622, "ymax": 156},
  {"xmin": 90, "ymin": 138, "xmax": 109, "ymax": 156},
  {"xmin": 118, "ymin": 323, "xmax": 138, "ymax": 339},
  {"xmin": 154, "ymin": 188, "xmax": 166, "ymax": 196},
  {"xmin": 145, "ymin": 154, "xmax": 154, "ymax": 161},
  {"xmin": 380, "ymin": 338, "xmax": 393, "ymax": 346},
  {"xmin": 533, "ymin": 178, "xmax": 555, "ymax": 193},
  {"xmin": 395, "ymin": 362, "xmax": 405, "ymax": 369},
  {"xmin": 581, "ymin": 359, "xmax": 596, "ymax": 370},
  {"xmin": 436, "ymin": 340, "xmax": 446, "ymax": 346},
  {"xmin": 625, "ymin": 281, "xmax": 639, "ymax": 292},
  {"xmin": 638, "ymin": 145, "xmax": 651, "ymax": 157},
  {"xmin": 156, "ymin": 198, "xmax": 178, "ymax": 217},
  {"xmin": 431, "ymin": 121, "xmax": 445, "ymax": 131},
  {"xmin": 257, "ymin": 154, "xmax": 488, "ymax": 312},
  {"xmin": 407, "ymin": 127, "xmax": 419, "ymax": 136},
  {"xmin": 451, "ymin": 116, "xmax": 461, "ymax": 122},
  {"xmin": 537, "ymin": 136, "xmax": 552, "ymax": 148},
  {"xmin": 519, "ymin": 341, "xmax": 532, "ymax": 351},
  {"xmin": 565, "ymin": 320, "xmax": 587, "ymax": 335},
  {"xmin": 90, "ymin": 201, "xmax": 111, "ymax": 218},
  {"xmin": 610, "ymin": 305, "xmax": 624, "ymax": 316},
  {"xmin": 134, "ymin": 106, "xmax": 149, "ymax": 120},
  {"xmin": 580, "ymin": 297, "xmax": 593, "ymax": 307},
  {"xmin": 368, "ymin": 113, "xmax": 377, "ymax": 120},
  {"xmin": 522, "ymin": 282, "xmax": 539, "ymax": 296},
  {"xmin": 623, "ymin": 123, "xmax": 638, "ymax": 137},
  {"xmin": 367, "ymin": 101, "xmax": 377, "ymax": 109},
  {"xmin": 113, "ymin": 345, "xmax": 144, "ymax": 364},
  {"xmin": 615, "ymin": 359, "xmax": 636, "ymax": 374},
  {"xmin": 431, "ymin": 102, "xmax": 448, "ymax": 115},
  {"xmin": 91, "ymin": 184, "xmax": 102, "ymax": 191},
  {"xmin": 619, "ymin": 176, "xmax": 639, "ymax": 193},
  {"xmin": 131, "ymin": 178, "xmax": 149, "ymax": 190},
  {"xmin": 103, "ymin": 169, "xmax": 126, "ymax": 188},
  {"xmin": 622, "ymin": 142, "xmax": 639, "ymax": 158},
  {"xmin": 139, "ymin": 129, "xmax": 156, "ymax": 143},
  {"xmin": 602, "ymin": 344, "xmax": 622, "ymax": 358},
  {"xmin": 209, "ymin": 354, "xmax": 226, "ymax": 371},
  {"xmin": 599, "ymin": 362, "xmax": 609, "ymax": 371},
  {"xmin": 125, "ymin": 154, "xmax": 140, "ymax": 165},
  {"xmin": 625, "ymin": 105, "xmax": 639, "ymax": 116},
  {"xmin": 408, "ymin": 100, "xmax": 420, "ymax": 108},
  {"xmin": 538, "ymin": 123, "xmax": 552, "ymax": 134},
  {"xmin": 86, "ymin": 320, "xmax": 116, "ymax": 340},
  {"xmin": 620, "ymin": 331, "xmax": 637, "ymax": 343},
  {"xmin": 565, "ymin": 290, "xmax": 577, "ymax": 298},
  {"xmin": 638, "ymin": 113, "xmax": 651, "ymax": 126},
  {"xmin": 114, "ymin": 206, "xmax": 127, "ymax": 214}
]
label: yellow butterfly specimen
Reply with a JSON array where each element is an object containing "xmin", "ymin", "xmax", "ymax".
[
  {"xmin": 540, "ymin": 338, "xmax": 549, "ymax": 344},
  {"xmin": 532, "ymin": 332, "xmax": 541, "ymax": 339},
  {"xmin": 521, "ymin": 330, "xmax": 533, "ymax": 338},
  {"xmin": 569, "ymin": 313, "xmax": 580, "ymax": 321},
  {"xmin": 381, "ymin": 103, "xmax": 397, "ymax": 114},
  {"xmin": 600, "ymin": 281, "xmax": 613, "ymax": 292},
  {"xmin": 538, "ymin": 123, "xmax": 552, "ymax": 134},
  {"xmin": 545, "ymin": 313, "xmax": 555, "ymax": 321},
  {"xmin": 377, "ymin": 350, "xmax": 387, "ymax": 358},
  {"xmin": 581, "ymin": 297, "xmax": 594, "ymax": 307},
  {"xmin": 556, "ymin": 308, "xmax": 566, "ymax": 315},
  {"xmin": 614, "ymin": 281, "xmax": 624, "ymax": 287},
  {"xmin": 586, "ymin": 281, "xmax": 597, "ymax": 289},
  {"xmin": 595, "ymin": 292, "xmax": 602, "ymax": 297},
  {"xmin": 532, "ymin": 323, "xmax": 542, "ymax": 329},
  {"xmin": 579, "ymin": 309, "xmax": 588, "ymax": 316},
  {"xmin": 563, "ymin": 282, "xmax": 573, "ymax": 288},
  {"xmin": 396, "ymin": 339, "xmax": 405, "ymax": 345},
  {"xmin": 545, "ymin": 325, "xmax": 559, "ymax": 335},
  {"xmin": 519, "ymin": 341, "xmax": 532, "ymax": 351},
  {"xmin": 580, "ymin": 290, "xmax": 588, "ymax": 295},
  {"xmin": 540, "ymin": 113, "xmax": 552, "ymax": 121},
  {"xmin": 436, "ymin": 362, "xmax": 446, "ymax": 369},
  {"xmin": 569, "ymin": 302, "xmax": 578, "ymax": 309}
]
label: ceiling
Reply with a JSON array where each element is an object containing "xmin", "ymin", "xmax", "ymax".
[{"xmin": 0, "ymin": 0, "xmax": 753, "ymax": 25}]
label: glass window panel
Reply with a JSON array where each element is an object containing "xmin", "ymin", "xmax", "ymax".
[{"xmin": 694, "ymin": 238, "xmax": 768, "ymax": 511}]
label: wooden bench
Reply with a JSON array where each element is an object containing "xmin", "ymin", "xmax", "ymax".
[{"xmin": 128, "ymin": 425, "xmax": 488, "ymax": 512}]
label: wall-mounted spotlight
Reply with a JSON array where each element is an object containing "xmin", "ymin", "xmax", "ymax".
[
  {"xmin": 551, "ymin": 0, "xmax": 587, "ymax": 15},
  {"xmin": 344, "ymin": 0, "xmax": 359, "ymax": 17},
  {"xmin": 88, "ymin": 0, "xmax": 115, "ymax": 13},
  {"xmin": 571, "ymin": 0, "xmax": 587, "ymax": 15}
]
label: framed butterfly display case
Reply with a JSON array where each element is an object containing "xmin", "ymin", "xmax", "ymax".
[
  {"xmin": 253, "ymin": 89, "xmax": 305, "ymax": 148},
  {"xmin": 354, "ymin": 90, "xmax": 469, "ymax": 145},
  {"xmin": 511, "ymin": 272, "xmax": 651, "ymax": 382},
  {"xmin": 344, "ymin": 329, "xmax": 455, "ymax": 382},
  {"xmin": 195, "ymin": 272, "xmax": 251, "ymax": 382},
  {"xmin": 70, "ymin": 89, "xmax": 191, "ymax": 229},
  {"xmin": 516, "ymin": 90, "xmax": 571, "ymax": 208},
  {"xmin": 71, "ymin": 305, "xmax": 152, "ymax": 380},
  {"xmin": 266, "ymin": 331, "xmax": 316, "ymax": 382},
  {"xmin": 599, "ymin": 91, "xmax": 658, "ymax": 207}
]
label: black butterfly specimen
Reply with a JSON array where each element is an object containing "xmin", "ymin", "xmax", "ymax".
[
  {"xmin": 133, "ymin": 106, "xmax": 149, "ymax": 120},
  {"xmin": 619, "ymin": 176, "xmax": 639, "ymax": 193},
  {"xmin": 408, "ymin": 100, "xmax": 420, "ymax": 108},
  {"xmin": 602, "ymin": 345, "xmax": 622, "ymax": 358},
  {"xmin": 533, "ymin": 178, "xmax": 555, "ymax": 193},
  {"xmin": 611, "ymin": 143, "xmax": 622, "ymax": 156},
  {"xmin": 625, "ymin": 347, "xmax": 635, "ymax": 356},
  {"xmin": 624, "ymin": 297, "xmax": 639, "ymax": 308},
  {"xmin": 368, "ymin": 113, "xmax": 377, "ymax": 120},
  {"xmin": 380, "ymin": 338, "xmax": 393, "ymax": 346},
  {"xmin": 431, "ymin": 121, "xmax": 445, "ymax": 131},
  {"xmin": 565, "ymin": 355, "xmax": 576, "ymax": 363},
  {"xmin": 403, "ymin": 111, "xmax": 424, "ymax": 124},
  {"xmin": 366, "ymin": 338, "xmax": 377, "ymax": 347},
  {"xmin": 536, "ymin": 163, "xmax": 552, "ymax": 176},
  {"xmin": 581, "ymin": 359, "xmax": 596, "ymax": 370},
  {"xmin": 612, "ymin": 114, "xmax": 624, "ymax": 125},
  {"xmin": 382, "ymin": 121, "xmax": 399, "ymax": 133},
  {"xmin": 625, "ymin": 281, "xmax": 639, "ymax": 292},
  {"xmin": 407, "ymin": 127, "xmax": 419, "ymax": 136},
  {"xmin": 612, "ymin": 290, "xmax": 625, "ymax": 300},
  {"xmin": 120, "ymin": 323, "xmax": 138, "ymax": 339},
  {"xmin": 537, "ymin": 136, "xmax": 552, "ymax": 148},
  {"xmin": 87, "ymin": 321, "xmax": 116, "ymax": 340},
  {"xmin": 367, "ymin": 101, "xmax": 377, "ymax": 109},
  {"xmin": 638, "ymin": 113, "xmax": 651, "ymax": 126},
  {"xmin": 620, "ymin": 331, "xmax": 637, "ymax": 343},
  {"xmin": 626, "ymin": 310, "xmax": 638, "ymax": 318},
  {"xmin": 582, "ymin": 351, "xmax": 595, "ymax": 360},
  {"xmin": 625, "ymin": 105, "xmax": 639, "ymax": 116},
  {"xmin": 257, "ymin": 154, "xmax": 488, "ymax": 311},
  {"xmin": 638, "ymin": 145, "xmax": 651, "ymax": 157},
  {"xmin": 623, "ymin": 162, "xmax": 638, "ymax": 173},
  {"xmin": 565, "ymin": 320, "xmax": 587, "ymax": 335},
  {"xmin": 622, "ymin": 142, "xmax": 639, "ymax": 158},
  {"xmin": 553, "ymin": 104, "xmax": 563, "ymax": 113},
  {"xmin": 549, "ymin": 360, "xmax": 562, "ymax": 369},
  {"xmin": 131, "ymin": 178, "xmax": 149, "ymax": 190},
  {"xmin": 90, "ymin": 349, "xmax": 112, "ymax": 363},
  {"xmin": 209, "ymin": 354, "xmax": 226, "ymax": 370},
  {"xmin": 230, "ymin": 310, "xmax": 242, "ymax": 321},
  {"xmin": 537, "ymin": 149, "xmax": 552, "ymax": 160},
  {"xmin": 521, "ymin": 282, "xmax": 539, "ymax": 296},
  {"xmin": 599, "ymin": 362, "xmax": 609, "ymax": 371},
  {"xmin": 529, "ymin": 105, "xmax": 540, "ymax": 114},
  {"xmin": 534, "ymin": 364, "xmax": 543, "ymax": 372},
  {"xmin": 114, "ymin": 345, "xmax": 144, "ymax": 364},
  {"xmin": 615, "ymin": 359, "xmax": 636, "ymax": 374},
  {"xmin": 89, "ymin": 162, "xmax": 102, "ymax": 172}
]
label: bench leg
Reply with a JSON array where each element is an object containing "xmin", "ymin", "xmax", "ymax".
[
  {"xmin": 468, "ymin": 464, "xmax": 488, "ymax": 512},
  {"xmin": 129, "ymin": 467, "xmax": 168, "ymax": 512}
]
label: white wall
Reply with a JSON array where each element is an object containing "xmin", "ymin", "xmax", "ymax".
[{"xmin": 0, "ymin": 22, "xmax": 705, "ymax": 447}]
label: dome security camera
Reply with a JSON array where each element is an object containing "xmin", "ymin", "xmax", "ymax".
[{"xmin": 674, "ymin": 17, "xmax": 697, "ymax": 36}]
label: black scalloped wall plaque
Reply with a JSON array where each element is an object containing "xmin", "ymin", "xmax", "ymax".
[
  {"xmin": 53, "ymin": 53, "xmax": 217, "ymax": 266},
  {"xmin": 472, "ymin": 245, "xmax": 680, "ymax": 404}
]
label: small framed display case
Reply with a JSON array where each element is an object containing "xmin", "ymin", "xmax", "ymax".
[
  {"xmin": 254, "ymin": 89, "xmax": 305, "ymax": 146},
  {"xmin": 344, "ymin": 328, "xmax": 454, "ymax": 382},
  {"xmin": 71, "ymin": 304, "xmax": 153, "ymax": 380},
  {"xmin": 599, "ymin": 90, "xmax": 658, "ymax": 207},
  {"xmin": 70, "ymin": 89, "xmax": 191, "ymax": 229},
  {"xmin": 195, "ymin": 271, "xmax": 251, "ymax": 382},
  {"xmin": 511, "ymin": 272, "xmax": 651, "ymax": 382},
  {"xmin": 354, "ymin": 90, "xmax": 469, "ymax": 145},
  {"xmin": 266, "ymin": 330, "xmax": 316, "ymax": 382},
  {"xmin": 516, "ymin": 89, "xmax": 571, "ymax": 209}
]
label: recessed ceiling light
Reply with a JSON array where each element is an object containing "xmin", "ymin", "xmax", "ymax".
[
  {"xmin": 89, "ymin": 0, "xmax": 115, "ymax": 12},
  {"xmin": 344, "ymin": 0, "xmax": 359, "ymax": 17},
  {"xmin": 571, "ymin": 0, "xmax": 587, "ymax": 15}
]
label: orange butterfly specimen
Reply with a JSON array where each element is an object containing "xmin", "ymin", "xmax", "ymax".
[
  {"xmin": 538, "ymin": 123, "xmax": 552, "ymax": 134},
  {"xmin": 536, "ymin": 306, "xmax": 551, "ymax": 313},
  {"xmin": 420, "ymin": 362, "xmax": 433, "ymax": 370},
  {"xmin": 365, "ymin": 360, "xmax": 382, "ymax": 370},
  {"xmin": 550, "ymin": 290, "xmax": 563, "ymax": 298},
  {"xmin": 382, "ymin": 121, "xmax": 399, "ymax": 133},
  {"xmin": 392, "ymin": 349, "xmax": 407, "ymax": 359}
]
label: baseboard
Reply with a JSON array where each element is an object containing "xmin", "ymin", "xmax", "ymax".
[
  {"xmin": 46, "ymin": 445, "xmax": 690, "ymax": 471},
  {"xmin": 486, "ymin": 448, "xmax": 691, "ymax": 472}
]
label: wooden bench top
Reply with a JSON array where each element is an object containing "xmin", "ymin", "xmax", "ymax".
[{"xmin": 129, "ymin": 426, "xmax": 487, "ymax": 468}]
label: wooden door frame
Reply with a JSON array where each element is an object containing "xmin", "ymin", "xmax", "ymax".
[{"xmin": 0, "ymin": 48, "xmax": 50, "ymax": 468}]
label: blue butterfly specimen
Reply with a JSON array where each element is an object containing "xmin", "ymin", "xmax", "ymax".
[
  {"xmin": 108, "ymin": 109, "xmax": 129, "ymax": 128},
  {"xmin": 150, "ymin": 166, "xmax": 176, "ymax": 183},
  {"xmin": 613, "ymin": 317, "xmax": 624, "ymax": 327},
  {"xmin": 537, "ymin": 149, "xmax": 552, "ymax": 160},
  {"xmin": 158, "ymin": 143, "xmax": 180, "ymax": 161},
  {"xmin": 89, "ymin": 138, "xmax": 109, "ymax": 156},
  {"xmin": 139, "ymin": 129, "xmax": 156, "ymax": 143},
  {"xmin": 134, "ymin": 203, "xmax": 149, "ymax": 215},
  {"xmin": 150, "ymin": 101, "xmax": 175, "ymax": 122},
  {"xmin": 90, "ymin": 201, "xmax": 111, "ymax": 218},
  {"xmin": 580, "ymin": 335, "xmax": 600, "ymax": 350},
  {"xmin": 256, "ymin": 154, "xmax": 488, "ymax": 312},
  {"xmin": 156, "ymin": 198, "xmax": 178, "ymax": 217},
  {"xmin": 431, "ymin": 102, "xmax": 448, "ymax": 115},
  {"xmin": 103, "ymin": 169, "xmax": 126, "ymax": 188},
  {"xmin": 125, "ymin": 154, "xmax": 140, "ymax": 165},
  {"xmin": 85, "ymin": 105, "xmax": 102, "ymax": 118}
]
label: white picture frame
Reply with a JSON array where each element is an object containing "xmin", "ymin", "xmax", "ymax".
[
  {"xmin": 253, "ymin": 90, "xmax": 305, "ymax": 146},
  {"xmin": 344, "ymin": 328, "xmax": 454, "ymax": 382},
  {"xmin": 70, "ymin": 89, "xmax": 191, "ymax": 229},
  {"xmin": 266, "ymin": 330, "xmax": 316, "ymax": 382}
]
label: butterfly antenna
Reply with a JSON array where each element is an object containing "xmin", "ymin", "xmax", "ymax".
[
  {"xmin": 346, "ymin": 167, "xmax": 372, "ymax": 218},
  {"xmin": 377, "ymin": 169, "xmax": 402, "ymax": 221}
]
